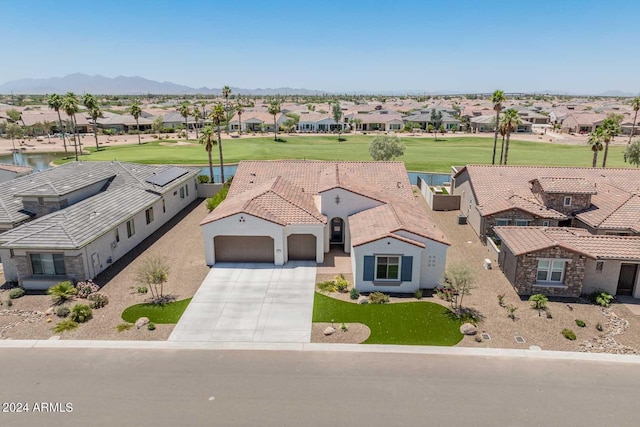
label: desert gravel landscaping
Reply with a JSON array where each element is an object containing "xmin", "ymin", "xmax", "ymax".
[{"xmin": 0, "ymin": 199, "xmax": 210, "ymax": 341}]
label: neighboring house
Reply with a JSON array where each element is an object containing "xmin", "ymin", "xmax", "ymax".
[
  {"xmin": 344, "ymin": 113, "xmax": 404, "ymax": 132},
  {"xmin": 97, "ymin": 112, "xmax": 154, "ymax": 133},
  {"xmin": 228, "ymin": 111, "xmax": 288, "ymax": 133},
  {"xmin": 21, "ymin": 111, "xmax": 89, "ymax": 135},
  {"xmin": 161, "ymin": 111, "xmax": 203, "ymax": 130},
  {"xmin": 495, "ymin": 226, "xmax": 640, "ymax": 298},
  {"xmin": 452, "ymin": 165, "xmax": 640, "ymax": 241},
  {"xmin": 0, "ymin": 162, "xmax": 199, "ymax": 289},
  {"xmin": 560, "ymin": 113, "xmax": 607, "ymax": 134},
  {"xmin": 469, "ymin": 115, "xmax": 496, "ymax": 132},
  {"xmin": 620, "ymin": 115, "xmax": 640, "ymax": 136},
  {"xmin": 297, "ymin": 113, "xmax": 347, "ymax": 132},
  {"xmin": 0, "ymin": 163, "xmax": 32, "ymax": 183},
  {"xmin": 549, "ymin": 108, "xmax": 570, "ymax": 125},
  {"xmin": 402, "ymin": 111, "xmax": 461, "ymax": 131},
  {"xmin": 510, "ymin": 107, "xmax": 550, "ymax": 125},
  {"xmin": 201, "ymin": 160, "xmax": 450, "ymax": 293}
]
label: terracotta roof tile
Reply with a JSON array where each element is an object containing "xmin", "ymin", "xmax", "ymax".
[{"xmin": 534, "ymin": 177, "xmax": 597, "ymax": 194}]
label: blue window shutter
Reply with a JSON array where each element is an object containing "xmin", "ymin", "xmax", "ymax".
[
  {"xmin": 363, "ymin": 256, "xmax": 375, "ymax": 281},
  {"xmin": 401, "ymin": 256, "xmax": 413, "ymax": 281}
]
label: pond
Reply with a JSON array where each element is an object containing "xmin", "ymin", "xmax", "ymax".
[{"xmin": 0, "ymin": 152, "xmax": 452, "ymax": 186}]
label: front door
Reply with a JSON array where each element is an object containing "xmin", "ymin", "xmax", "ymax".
[
  {"xmin": 330, "ymin": 218, "xmax": 344, "ymax": 244},
  {"xmin": 617, "ymin": 264, "xmax": 638, "ymax": 296}
]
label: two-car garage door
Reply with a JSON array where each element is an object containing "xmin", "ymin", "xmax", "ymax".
[{"xmin": 213, "ymin": 234, "xmax": 316, "ymax": 263}]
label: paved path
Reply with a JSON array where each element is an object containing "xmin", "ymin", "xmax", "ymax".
[
  {"xmin": 1, "ymin": 348, "xmax": 639, "ymax": 427},
  {"xmin": 169, "ymin": 262, "xmax": 316, "ymax": 343}
]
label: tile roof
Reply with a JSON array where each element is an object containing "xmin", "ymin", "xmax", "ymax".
[
  {"xmin": 459, "ymin": 165, "xmax": 640, "ymax": 231},
  {"xmin": 534, "ymin": 177, "xmax": 597, "ymax": 194},
  {"xmin": 478, "ymin": 194, "xmax": 567, "ymax": 219},
  {"xmin": 202, "ymin": 160, "xmax": 449, "ymax": 246},
  {"xmin": 495, "ymin": 227, "xmax": 640, "ymax": 260}
]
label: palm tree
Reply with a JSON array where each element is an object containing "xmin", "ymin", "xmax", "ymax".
[
  {"xmin": 349, "ymin": 118, "xmax": 362, "ymax": 135},
  {"xmin": 82, "ymin": 94, "xmax": 102, "ymax": 151},
  {"xmin": 490, "ymin": 90, "xmax": 506, "ymax": 165},
  {"xmin": 178, "ymin": 102, "xmax": 191, "ymax": 140},
  {"xmin": 588, "ymin": 129, "xmax": 604, "ymax": 168},
  {"xmin": 199, "ymin": 126, "xmax": 215, "ymax": 183},
  {"xmin": 332, "ymin": 102, "xmax": 343, "ymax": 141},
  {"xmin": 129, "ymin": 100, "xmax": 142, "ymax": 145},
  {"xmin": 498, "ymin": 120, "xmax": 507, "ymax": 165},
  {"xmin": 236, "ymin": 103, "xmax": 244, "ymax": 135},
  {"xmin": 222, "ymin": 85, "xmax": 231, "ymax": 134},
  {"xmin": 193, "ymin": 107, "xmax": 202, "ymax": 140},
  {"xmin": 209, "ymin": 103, "xmax": 226, "ymax": 183},
  {"xmin": 268, "ymin": 100, "xmax": 281, "ymax": 141},
  {"xmin": 599, "ymin": 115, "xmax": 622, "ymax": 167},
  {"xmin": 47, "ymin": 93, "xmax": 68, "ymax": 154},
  {"xmin": 628, "ymin": 97, "xmax": 640, "ymax": 145},
  {"xmin": 62, "ymin": 92, "xmax": 80, "ymax": 161},
  {"xmin": 499, "ymin": 108, "xmax": 521, "ymax": 166}
]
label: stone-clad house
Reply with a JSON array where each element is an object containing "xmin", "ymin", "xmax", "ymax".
[
  {"xmin": 0, "ymin": 162, "xmax": 199, "ymax": 289},
  {"xmin": 495, "ymin": 227, "xmax": 640, "ymax": 298},
  {"xmin": 452, "ymin": 165, "xmax": 640, "ymax": 297}
]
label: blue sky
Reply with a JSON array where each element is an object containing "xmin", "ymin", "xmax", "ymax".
[{"xmin": 2, "ymin": 0, "xmax": 639, "ymax": 93}]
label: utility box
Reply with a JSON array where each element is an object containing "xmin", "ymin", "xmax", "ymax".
[
  {"xmin": 457, "ymin": 214, "xmax": 468, "ymax": 225},
  {"xmin": 483, "ymin": 258, "xmax": 492, "ymax": 270}
]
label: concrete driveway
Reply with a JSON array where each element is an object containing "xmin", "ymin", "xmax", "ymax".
[{"xmin": 168, "ymin": 262, "xmax": 316, "ymax": 343}]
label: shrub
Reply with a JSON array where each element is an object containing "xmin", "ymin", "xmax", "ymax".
[
  {"xmin": 7, "ymin": 299, "xmax": 12, "ymax": 307},
  {"xmin": 8, "ymin": 288, "xmax": 25, "ymax": 299},
  {"xmin": 590, "ymin": 291, "xmax": 614, "ymax": 307},
  {"xmin": 506, "ymin": 304, "xmax": 518, "ymax": 320},
  {"xmin": 497, "ymin": 293, "xmax": 506, "ymax": 307},
  {"xmin": 53, "ymin": 319, "xmax": 78, "ymax": 334},
  {"xmin": 317, "ymin": 281, "xmax": 337, "ymax": 293},
  {"xmin": 474, "ymin": 334, "xmax": 483, "ymax": 343},
  {"xmin": 334, "ymin": 274, "xmax": 349, "ymax": 293},
  {"xmin": 575, "ymin": 319, "xmax": 586, "ymax": 328},
  {"xmin": 340, "ymin": 323, "xmax": 348, "ymax": 332},
  {"xmin": 529, "ymin": 294, "xmax": 549, "ymax": 311},
  {"xmin": 70, "ymin": 304, "xmax": 92, "ymax": 323},
  {"xmin": 414, "ymin": 289, "xmax": 423, "ymax": 300},
  {"xmin": 197, "ymin": 175, "xmax": 210, "ymax": 184},
  {"xmin": 116, "ymin": 323, "xmax": 134, "ymax": 332},
  {"xmin": 88, "ymin": 293, "xmax": 109, "ymax": 309},
  {"xmin": 596, "ymin": 322, "xmax": 603, "ymax": 332},
  {"xmin": 147, "ymin": 322, "xmax": 156, "ymax": 331},
  {"xmin": 76, "ymin": 280, "xmax": 99, "ymax": 298},
  {"xmin": 368, "ymin": 291, "xmax": 390, "ymax": 304},
  {"xmin": 206, "ymin": 185, "xmax": 229, "ymax": 212},
  {"xmin": 47, "ymin": 281, "xmax": 78, "ymax": 305},
  {"xmin": 55, "ymin": 306, "xmax": 70, "ymax": 318},
  {"xmin": 350, "ymin": 288, "xmax": 360, "ymax": 300},
  {"xmin": 137, "ymin": 286, "xmax": 148, "ymax": 294},
  {"xmin": 562, "ymin": 328, "xmax": 577, "ymax": 340}
]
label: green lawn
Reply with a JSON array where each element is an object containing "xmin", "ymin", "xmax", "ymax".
[
  {"xmin": 313, "ymin": 293, "xmax": 463, "ymax": 345},
  {"xmin": 57, "ymin": 135, "xmax": 631, "ymax": 172},
  {"xmin": 121, "ymin": 298, "xmax": 192, "ymax": 324}
]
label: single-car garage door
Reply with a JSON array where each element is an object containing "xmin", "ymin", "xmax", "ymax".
[
  {"xmin": 214, "ymin": 236, "xmax": 275, "ymax": 263},
  {"xmin": 287, "ymin": 234, "xmax": 316, "ymax": 261}
]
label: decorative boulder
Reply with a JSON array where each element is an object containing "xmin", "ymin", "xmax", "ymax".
[
  {"xmin": 136, "ymin": 317, "xmax": 150, "ymax": 329},
  {"xmin": 323, "ymin": 326, "xmax": 336, "ymax": 336},
  {"xmin": 357, "ymin": 296, "xmax": 369, "ymax": 305},
  {"xmin": 460, "ymin": 323, "xmax": 477, "ymax": 335},
  {"xmin": 45, "ymin": 307, "xmax": 55, "ymax": 315}
]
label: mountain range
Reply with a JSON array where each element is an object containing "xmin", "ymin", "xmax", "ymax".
[
  {"xmin": 0, "ymin": 74, "xmax": 326, "ymax": 96},
  {"xmin": 0, "ymin": 73, "xmax": 636, "ymax": 97}
]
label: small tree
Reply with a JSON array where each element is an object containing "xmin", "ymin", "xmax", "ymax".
[
  {"xmin": 268, "ymin": 100, "xmax": 281, "ymax": 141},
  {"xmin": 152, "ymin": 116, "xmax": 164, "ymax": 135},
  {"xmin": 529, "ymin": 294, "xmax": 549, "ymax": 316},
  {"xmin": 369, "ymin": 135, "xmax": 405, "ymax": 161},
  {"xmin": 6, "ymin": 108, "xmax": 21, "ymax": 123},
  {"xmin": 442, "ymin": 262, "xmax": 475, "ymax": 314},
  {"xmin": 5, "ymin": 123, "xmax": 23, "ymax": 151},
  {"xmin": 624, "ymin": 140, "xmax": 640, "ymax": 168},
  {"xmin": 137, "ymin": 256, "xmax": 170, "ymax": 302},
  {"xmin": 332, "ymin": 102, "xmax": 343, "ymax": 141}
]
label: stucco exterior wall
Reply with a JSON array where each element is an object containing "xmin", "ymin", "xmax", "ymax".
[
  {"xmin": 394, "ymin": 230, "xmax": 448, "ymax": 288},
  {"xmin": 452, "ymin": 170, "xmax": 482, "ymax": 236},
  {"xmin": 352, "ymin": 237, "xmax": 423, "ymax": 293},
  {"xmin": 582, "ymin": 259, "xmax": 623, "ymax": 296},
  {"xmin": 320, "ymin": 188, "xmax": 382, "ymax": 253}
]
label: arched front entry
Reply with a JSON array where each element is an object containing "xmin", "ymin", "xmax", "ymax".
[{"xmin": 329, "ymin": 217, "xmax": 345, "ymax": 245}]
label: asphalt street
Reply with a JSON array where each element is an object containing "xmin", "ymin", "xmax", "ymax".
[{"xmin": 0, "ymin": 348, "xmax": 637, "ymax": 427}]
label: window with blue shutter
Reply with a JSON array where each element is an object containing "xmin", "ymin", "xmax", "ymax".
[
  {"xmin": 401, "ymin": 256, "xmax": 413, "ymax": 281},
  {"xmin": 363, "ymin": 256, "xmax": 375, "ymax": 281}
]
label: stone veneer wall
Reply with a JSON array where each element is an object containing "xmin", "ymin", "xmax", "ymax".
[
  {"xmin": 12, "ymin": 253, "xmax": 86, "ymax": 285},
  {"xmin": 530, "ymin": 181, "xmax": 592, "ymax": 215},
  {"xmin": 513, "ymin": 247, "xmax": 585, "ymax": 297},
  {"xmin": 484, "ymin": 209, "xmax": 558, "ymax": 237}
]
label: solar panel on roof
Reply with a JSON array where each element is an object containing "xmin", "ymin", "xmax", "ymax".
[{"xmin": 145, "ymin": 167, "xmax": 189, "ymax": 187}]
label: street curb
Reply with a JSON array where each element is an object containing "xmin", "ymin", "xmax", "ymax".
[{"xmin": 1, "ymin": 339, "xmax": 639, "ymax": 364}]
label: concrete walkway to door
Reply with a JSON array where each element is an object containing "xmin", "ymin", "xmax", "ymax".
[{"xmin": 169, "ymin": 262, "xmax": 316, "ymax": 343}]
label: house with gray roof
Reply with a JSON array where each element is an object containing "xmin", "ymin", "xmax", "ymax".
[
  {"xmin": 402, "ymin": 110, "xmax": 461, "ymax": 131},
  {"xmin": 0, "ymin": 161, "xmax": 199, "ymax": 289}
]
